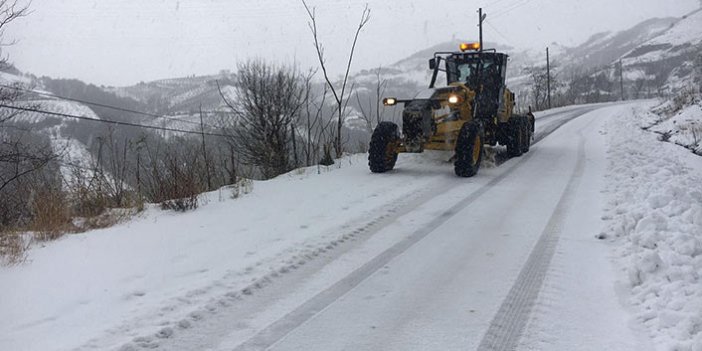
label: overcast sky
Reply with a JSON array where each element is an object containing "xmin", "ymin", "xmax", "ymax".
[{"xmin": 5, "ymin": 0, "xmax": 699, "ymax": 86}]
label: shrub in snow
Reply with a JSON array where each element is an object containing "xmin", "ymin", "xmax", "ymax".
[
  {"xmin": 319, "ymin": 144, "xmax": 335, "ymax": 166},
  {"xmin": 160, "ymin": 195, "xmax": 199, "ymax": 212},
  {"xmin": 0, "ymin": 231, "xmax": 29, "ymax": 265},
  {"xmin": 647, "ymin": 88, "xmax": 702, "ymax": 155},
  {"xmin": 229, "ymin": 178, "xmax": 253, "ymax": 199}
]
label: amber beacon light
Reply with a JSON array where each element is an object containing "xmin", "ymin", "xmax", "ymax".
[{"xmin": 459, "ymin": 42, "xmax": 481, "ymax": 52}]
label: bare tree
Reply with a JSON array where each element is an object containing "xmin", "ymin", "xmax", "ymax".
[
  {"xmin": 631, "ymin": 78, "xmax": 648, "ymax": 99},
  {"xmin": 134, "ymin": 136, "xmax": 207, "ymax": 211},
  {"xmin": 525, "ymin": 63, "xmax": 561, "ymax": 111},
  {"xmin": 0, "ymin": 125, "xmax": 59, "ymax": 237},
  {"xmin": 355, "ymin": 66, "xmax": 388, "ymax": 132},
  {"xmin": 0, "ymin": 0, "xmax": 30, "ymax": 124},
  {"xmin": 525, "ymin": 65, "xmax": 548, "ymax": 111},
  {"xmin": 297, "ymin": 69, "xmax": 332, "ymax": 166},
  {"xmin": 0, "ymin": 1, "xmax": 57, "ymax": 195},
  {"xmin": 0, "ymin": 1, "xmax": 29, "ymax": 66},
  {"xmin": 302, "ymin": 0, "xmax": 370, "ymax": 158},
  {"xmin": 0, "ymin": 135, "xmax": 56, "ymax": 193},
  {"xmin": 314, "ymin": 93, "xmax": 335, "ymax": 167},
  {"xmin": 219, "ymin": 60, "xmax": 306, "ymax": 179}
]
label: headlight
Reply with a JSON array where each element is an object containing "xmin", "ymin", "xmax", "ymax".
[
  {"xmin": 448, "ymin": 94, "xmax": 460, "ymax": 104},
  {"xmin": 383, "ymin": 97, "xmax": 397, "ymax": 106}
]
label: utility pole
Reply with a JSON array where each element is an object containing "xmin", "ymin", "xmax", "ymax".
[
  {"xmin": 199, "ymin": 104, "xmax": 212, "ymax": 191},
  {"xmin": 619, "ymin": 59, "xmax": 625, "ymax": 101},
  {"xmin": 136, "ymin": 149, "xmax": 141, "ymax": 197},
  {"xmin": 546, "ymin": 47, "xmax": 551, "ymax": 109},
  {"xmin": 478, "ymin": 8, "xmax": 486, "ymax": 51}
]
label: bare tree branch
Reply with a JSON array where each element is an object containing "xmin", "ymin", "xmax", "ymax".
[
  {"xmin": 302, "ymin": 0, "xmax": 370, "ymax": 158},
  {"xmin": 354, "ymin": 66, "xmax": 388, "ymax": 132}
]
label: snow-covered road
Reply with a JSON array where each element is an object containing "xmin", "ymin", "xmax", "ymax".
[
  {"xmin": 5, "ymin": 102, "xmax": 687, "ymax": 351},
  {"xmin": 217, "ymin": 103, "xmax": 650, "ymax": 351}
]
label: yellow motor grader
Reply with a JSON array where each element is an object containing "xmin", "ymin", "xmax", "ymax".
[{"xmin": 368, "ymin": 43, "xmax": 534, "ymax": 177}]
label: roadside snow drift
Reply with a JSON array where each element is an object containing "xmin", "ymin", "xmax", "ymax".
[{"xmin": 602, "ymin": 102, "xmax": 702, "ymax": 350}]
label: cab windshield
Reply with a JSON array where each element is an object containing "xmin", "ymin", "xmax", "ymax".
[
  {"xmin": 457, "ymin": 61, "xmax": 498, "ymax": 81},
  {"xmin": 446, "ymin": 55, "xmax": 498, "ymax": 87}
]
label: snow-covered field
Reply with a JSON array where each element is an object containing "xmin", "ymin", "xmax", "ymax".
[{"xmin": 1, "ymin": 101, "xmax": 700, "ymax": 351}]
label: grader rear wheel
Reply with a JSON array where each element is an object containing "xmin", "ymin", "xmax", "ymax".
[
  {"xmin": 520, "ymin": 116, "xmax": 531, "ymax": 154},
  {"xmin": 507, "ymin": 117, "xmax": 524, "ymax": 157}
]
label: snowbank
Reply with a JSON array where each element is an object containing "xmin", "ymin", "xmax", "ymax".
[
  {"xmin": 0, "ymin": 153, "xmax": 450, "ymax": 351},
  {"xmin": 602, "ymin": 102, "xmax": 702, "ymax": 350},
  {"xmin": 648, "ymin": 97, "xmax": 702, "ymax": 155}
]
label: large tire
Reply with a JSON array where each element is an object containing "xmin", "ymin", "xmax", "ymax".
[
  {"xmin": 368, "ymin": 122, "xmax": 400, "ymax": 173},
  {"xmin": 520, "ymin": 116, "xmax": 531, "ymax": 154},
  {"xmin": 454, "ymin": 121, "xmax": 484, "ymax": 177},
  {"xmin": 507, "ymin": 117, "xmax": 524, "ymax": 157}
]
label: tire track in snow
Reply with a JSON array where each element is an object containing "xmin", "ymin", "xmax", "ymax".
[
  {"xmin": 232, "ymin": 107, "xmax": 600, "ymax": 351},
  {"xmin": 476, "ymin": 121, "xmax": 592, "ymax": 351},
  {"xmin": 532, "ymin": 107, "xmax": 600, "ymax": 143},
  {"xmin": 492, "ymin": 107, "xmax": 598, "ymax": 167},
  {"xmin": 234, "ymin": 152, "xmax": 538, "ymax": 351}
]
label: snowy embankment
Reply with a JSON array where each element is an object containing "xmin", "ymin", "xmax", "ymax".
[
  {"xmin": 648, "ymin": 97, "xmax": 702, "ymax": 155},
  {"xmin": 602, "ymin": 102, "xmax": 702, "ymax": 350},
  {"xmin": 0, "ymin": 154, "xmax": 452, "ymax": 351}
]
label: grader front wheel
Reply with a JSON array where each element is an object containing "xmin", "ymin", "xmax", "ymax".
[
  {"xmin": 368, "ymin": 122, "xmax": 400, "ymax": 173},
  {"xmin": 454, "ymin": 122, "xmax": 484, "ymax": 177}
]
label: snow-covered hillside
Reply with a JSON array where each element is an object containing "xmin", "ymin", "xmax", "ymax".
[
  {"xmin": 1, "ymin": 73, "xmax": 99, "ymax": 182},
  {"xmin": 621, "ymin": 8, "xmax": 702, "ymax": 93},
  {"xmin": 19, "ymin": 99, "xmax": 99, "ymax": 181},
  {"xmin": 559, "ymin": 17, "xmax": 678, "ymax": 73},
  {"xmin": 557, "ymin": 8, "xmax": 702, "ymax": 99},
  {"xmin": 107, "ymin": 72, "xmax": 235, "ymax": 115},
  {"xmin": 0, "ymin": 71, "xmax": 32, "ymax": 85}
]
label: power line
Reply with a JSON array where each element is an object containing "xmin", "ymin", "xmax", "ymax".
[
  {"xmin": 492, "ymin": 0, "xmax": 530, "ymax": 16},
  {"xmin": 488, "ymin": 0, "xmax": 524, "ymax": 14},
  {"xmin": 0, "ymin": 84, "xmax": 221, "ymax": 129},
  {"xmin": 485, "ymin": 19, "xmax": 511, "ymax": 44},
  {"xmin": 489, "ymin": 0, "xmax": 514, "ymax": 6},
  {"xmin": 491, "ymin": 0, "xmax": 537, "ymax": 19},
  {"xmin": 0, "ymin": 104, "xmax": 232, "ymax": 138}
]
